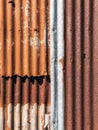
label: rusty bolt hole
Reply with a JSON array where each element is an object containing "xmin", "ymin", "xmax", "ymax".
[{"xmin": 8, "ymin": 1, "xmax": 15, "ymax": 7}]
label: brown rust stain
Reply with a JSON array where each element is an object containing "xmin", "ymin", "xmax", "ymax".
[
  {"xmin": 59, "ymin": 57, "xmax": 64, "ymax": 69},
  {"xmin": 38, "ymin": 77, "xmax": 46, "ymax": 105},
  {"xmin": 0, "ymin": 78, "xmax": 4, "ymax": 107},
  {"xmin": 59, "ymin": 57, "xmax": 65, "ymax": 83},
  {"xmin": 22, "ymin": 77, "xmax": 29, "ymax": 105},
  {"xmin": 5, "ymin": 78, "xmax": 12, "ymax": 130},
  {"xmin": 14, "ymin": 76, "xmax": 21, "ymax": 106},
  {"xmin": 30, "ymin": 78, "xmax": 37, "ymax": 106}
]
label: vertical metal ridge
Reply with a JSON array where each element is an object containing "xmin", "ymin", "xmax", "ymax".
[
  {"xmin": 22, "ymin": 0, "xmax": 30, "ymax": 76},
  {"xmin": 14, "ymin": 76, "xmax": 21, "ymax": 130},
  {"xmin": 65, "ymin": 0, "xmax": 73, "ymax": 129},
  {"xmin": 0, "ymin": 78, "xmax": 4, "ymax": 130},
  {"xmin": 5, "ymin": 0, "xmax": 13, "ymax": 76},
  {"xmin": 38, "ymin": 77, "xmax": 46, "ymax": 130},
  {"xmin": 45, "ymin": 76, "xmax": 51, "ymax": 130},
  {"xmin": 50, "ymin": 0, "xmax": 65, "ymax": 129},
  {"xmin": 0, "ymin": 0, "xmax": 5, "ymax": 75},
  {"xmin": 57, "ymin": 0, "xmax": 65, "ymax": 129},
  {"xmin": 92, "ymin": 0, "xmax": 98, "ymax": 129},
  {"xmin": 29, "ymin": 78, "xmax": 38, "ymax": 130},
  {"xmin": 39, "ymin": 0, "xmax": 47, "ymax": 75},
  {"xmin": 50, "ymin": 0, "xmax": 58, "ymax": 129},
  {"xmin": 30, "ymin": 0, "xmax": 39, "ymax": 76},
  {"xmin": 22, "ymin": 77, "xmax": 29, "ymax": 130},
  {"xmin": 5, "ymin": 78, "xmax": 13, "ymax": 130},
  {"xmin": 74, "ymin": 0, "xmax": 82, "ymax": 130},
  {"xmin": 47, "ymin": 0, "xmax": 50, "ymax": 75},
  {"xmin": 14, "ymin": 0, "xmax": 22, "ymax": 75},
  {"xmin": 83, "ymin": 0, "xmax": 91, "ymax": 129}
]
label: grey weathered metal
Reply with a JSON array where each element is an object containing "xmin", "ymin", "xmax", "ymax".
[{"xmin": 50, "ymin": 0, "xmax": 65, "ymax": 129}]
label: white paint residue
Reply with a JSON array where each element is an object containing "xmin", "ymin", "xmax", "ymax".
[
  {"xmin": 44, "ymin": 24, "xmax": 46, "ymax": 46},
  {"xmin": 14, "ymin": 104, "xmax": 20, "ymax": 129},
  {"xmin": 22, "ymin": 104, "xmax": 29, "ymax": 130},
  {"xmin": 44, "ymin": 114, "xmax": 50, "ymax": 130},
  {"xmin": 6, "ymin": 39, "xmax": 14, "ymax": 47},
  {"xmin": 46, "ymin": 106, "xmax": 51, "ymax": 113},
  {"xmin": 23, "ymin": 21, "xmax": 29, "ymax": 29},
  {"xmin": 22, "ymin": 39, "xmax": 28, "ymax": 45},
  {"xmin": 0, "ymin": 107, "xmax": 3, "ymax": 130},
  {"xmin": 25, "ymin": 0, "xmax": 30, "ymax": 16},
  {"xmin": 7, "ymin": 104, "xmax": 12, "ymax": 129},
  {"xmin": 30, "ymin": 36, "xmax": 39, "ymax": 49},
  {"xmin": 38, "ymin": 104, "xmax": 45, "ymax": 130},
  {"xmin": 30, "ymin": 103, "xmax": 37, "ymax": 130},
  {"xmin": 40, "ymin": 40, "xmax": 44, "ymax": 44}
]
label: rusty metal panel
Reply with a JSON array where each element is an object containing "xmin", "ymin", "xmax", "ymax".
[
  {"xmin": 50, "ymin": 0, "xmax": 98, "ymax": 130},
  {"xmin": 0, "ymin": 76, "xmax": 50, "ymax": 130},
  {"xmin": 0, "ymin": 0, "xmax": 50, "ymax": 77},
  {"xmin": 0, "ymin": 0, "xmax": 98, "ymax": 130},
  {"xmin": 64, "ymin": 0, "xmax": 98, "ymax": 130}
]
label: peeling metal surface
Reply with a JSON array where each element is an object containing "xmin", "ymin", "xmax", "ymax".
[
  {"xmin": 0, "ymin": 76, "xmax": 50, "ymax": 130},
  {"xmin": 0, "ymin": 0, "xmax": 98, "ymax": 129}
]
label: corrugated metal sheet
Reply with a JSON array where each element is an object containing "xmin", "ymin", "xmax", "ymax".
[
  {"xmin": 64, "ymin": 0, "xmax": 98, "ymax": 130},
  {"xmin": 50, "ymin": 0, "xmax": 98, "ymax": 130},
  {"xmin": 0, "ymin": 0, "xmax": 50, "ymax": 76},
  {"xmin": 50, "ymin": 0, "xmax": 64, "ymax": 129},
  {"xmin": 0, "ymin": 76, "xmax": 50, "ymax": 130},
  {"xmin": 0, "ymin": 0, "xmax": 98, "ymax": 129}
]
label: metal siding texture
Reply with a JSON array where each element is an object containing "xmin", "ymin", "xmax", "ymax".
[
  {"xmin": 64, "ymin": 0, "xmax": 98, "ymax": 130},
  {"xmin": 0, "ymin": 76, "xmax": 50, "ymax": 130},
  {"xmin": 50, "ymin": 0, "xmax": 98, "ymax": 129},
  {"xmin": 0, "ymin": 0, "xmax": 50, "ymax": 77},
  {"xmin": 50, "ymin": 0, "xmax": 65, "ymax": 129},
  {"xmin": 0, "ymin": 0, "xmax": 98, "ymax": 130}
]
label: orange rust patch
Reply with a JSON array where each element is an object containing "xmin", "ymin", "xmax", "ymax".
[
  {"xmin": 59, "ymin": 57, "xmax": 65, "ymax": 71},
  {"xmin": 59, "ymin": 57, "xmax": 65, "ymax": 83}
]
